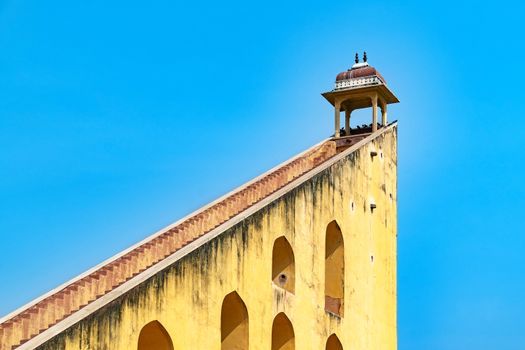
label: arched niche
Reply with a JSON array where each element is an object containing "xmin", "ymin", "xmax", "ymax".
[
  {"xmin": 272, "ymin": 236, "xmax": 295, "ymax": 293},
  {"xmin": 221, "ymin": 291, "xmax": 249, "ymax": 350},
  {"xmin": 271, "ymin": 312, "xmax": 295, "ymax": 350},
  {"xmin": 326, "ymin": 334, "xmax": 343, "ymax": 350},
  {"xmin": 325, "ymin": 220, "xmax": 344, "ymax": 316},
  {"xmin": 137, "ymin": 320, "xmax": 174, "ymax": 350}
]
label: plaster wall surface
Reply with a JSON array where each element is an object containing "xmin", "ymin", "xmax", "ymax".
[{"xmin": 36, "ymin": 127, "xmax": 397, "ymax": 350}]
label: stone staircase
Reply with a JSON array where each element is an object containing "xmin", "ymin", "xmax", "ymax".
[{"xmin": 0, "ymin": 140, "xmax": 337, "ymax": 350}]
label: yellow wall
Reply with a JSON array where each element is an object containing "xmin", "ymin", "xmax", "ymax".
[{"xmin": 37, "ymin": 127, "xmax": 397, "ymax": 350}]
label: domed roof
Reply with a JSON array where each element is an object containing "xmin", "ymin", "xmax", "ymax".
[
  {"xmin": 336, "ymin": 63, "xmax": 386, "ymax": 84},
  {"xmin": 322, "ymin": 53, "xmax": 400, "ymax": 110}
]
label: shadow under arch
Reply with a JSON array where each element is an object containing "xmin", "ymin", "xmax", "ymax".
[
  {"xmin": 326, "ymin": 333, "xmax": 343, "ymax": 350},
  {"xmin": 221, "ymin": 291, "xmax": 249, "ymax": 350},
  {"xmin": 271, "ymin": 312, "xmax": 295, "ymax": 350},
  {"xmin": 272, "ymin": 236, "xmax": 295, "ymax": 293},
  {"xmin": 325, "ymin": 220, "xmax": 345, "ymax": 316},
  {"xmin": 137, "ymin": 320, "xmax": 174, "ymax": 350}
]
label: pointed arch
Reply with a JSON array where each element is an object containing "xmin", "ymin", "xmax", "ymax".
[
  {"xmin": 137, "ymin": 320, "xmax": 174, "ymax": 350},
  {"xmin": 221, "ymin": 291, "xmax": 249, "ymax": 350},
  {"xmin": 272, "ymin": 236, "xmax": 295, "ymax": 293},
  {"xmin": 326, "ymin": 334, "xmax": 343, "ymax": 350},
  {"xmin": 271, "ymin": 312, "xmax": 295, "ymax": 350},
  {"xmin": 325, "ymin": 220, "xmax": 344, "ymax": 316}
]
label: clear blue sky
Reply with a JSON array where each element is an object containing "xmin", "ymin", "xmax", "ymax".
[{"xmin": 1, "ymin": 0, "xmax": 524, "ymax": 348}]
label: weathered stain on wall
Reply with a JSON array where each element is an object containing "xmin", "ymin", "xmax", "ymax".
[{"xmin": 36, "ymin": 127, "xmax": 397, "ymax": 350}]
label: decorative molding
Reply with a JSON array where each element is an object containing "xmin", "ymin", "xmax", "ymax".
[{"xmin": 335, "ymin": 75, "xmax": 383, "ymax": 91}]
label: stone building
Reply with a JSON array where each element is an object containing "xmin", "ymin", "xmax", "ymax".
[{"xmin": 0, "ymin": 55, "xmax": 399, "ymax": 350}]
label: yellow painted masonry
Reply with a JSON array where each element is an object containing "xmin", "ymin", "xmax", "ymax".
[{"xmin": 34, "ymin": 126, "xmax": 397, "ymax": 350}]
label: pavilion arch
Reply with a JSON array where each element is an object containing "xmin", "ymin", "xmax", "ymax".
[
  {"xmin": 272, "ymin": 236, "xmax": 295, "ymax": 293},
  {"xmin": 338, "ymin": 94, "xmax": 389, "ymax": 135},
  {"xmin": 326, "ymin": 334, "xmax": 343, "ymax": 350},
  {"xmin": 221, "ymin": 291, "xmax": 249, "ymax": 350},
  {"xmin": 325, "ymin": 220, "xmax": 344, "ymax": 316},
  {"xmin": 271, "ymin": 312, "xmax": 295, "ymax": 350},
  {"xmin": 137, "ymin": 320, "xmax": 174, "ymax": 350}
]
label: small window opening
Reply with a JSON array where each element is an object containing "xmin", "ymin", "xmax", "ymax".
[
  {"xmin": 271, "ymin": 312, "xmax": 295, "ymax": 350},
  {"xmin": 272, "ymin": 237, "xmax": 295, "ymax": 293},
  {"xmin": 221, "ymin": 291, "xmax": 249, "ymax": 350},
  {"xmin": 138, "ymin": 321, "xmax": 174, "ymax": 350},
  {"xmin": 326, "ymin": 334, "xmax": 343, "ymax": 350},
  {"xmin": 325, "ymin": 220, "xmax": 344, "ymax": 316}
]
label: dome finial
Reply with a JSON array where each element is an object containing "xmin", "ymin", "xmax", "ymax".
[
  {"xmin": 355, "ymin": 53, "xmax": 359, "ymax": 64},
  {"xmin": 363, "ymin": 51, "xmax": 367, "ymax": 62}
]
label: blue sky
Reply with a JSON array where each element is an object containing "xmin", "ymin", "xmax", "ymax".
[{"xmin": 1, "ymin": 0, "xmax": 524, "ymax": 348}]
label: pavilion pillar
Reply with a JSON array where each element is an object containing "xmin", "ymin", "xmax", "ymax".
[
  {"xmin": 334, "ymin": 101, "xmax": 341, "ymax": 138},
  {"xmin": 371, "ymin": 95, "xmax": 378, "ymax": 132},
  {"xmin": 381, "ymin": 102, "xmax": 387, "ymax": 127},
  {"xmin": 345, "ymin": 109, "xmax": 351, "ymax": 136}
]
